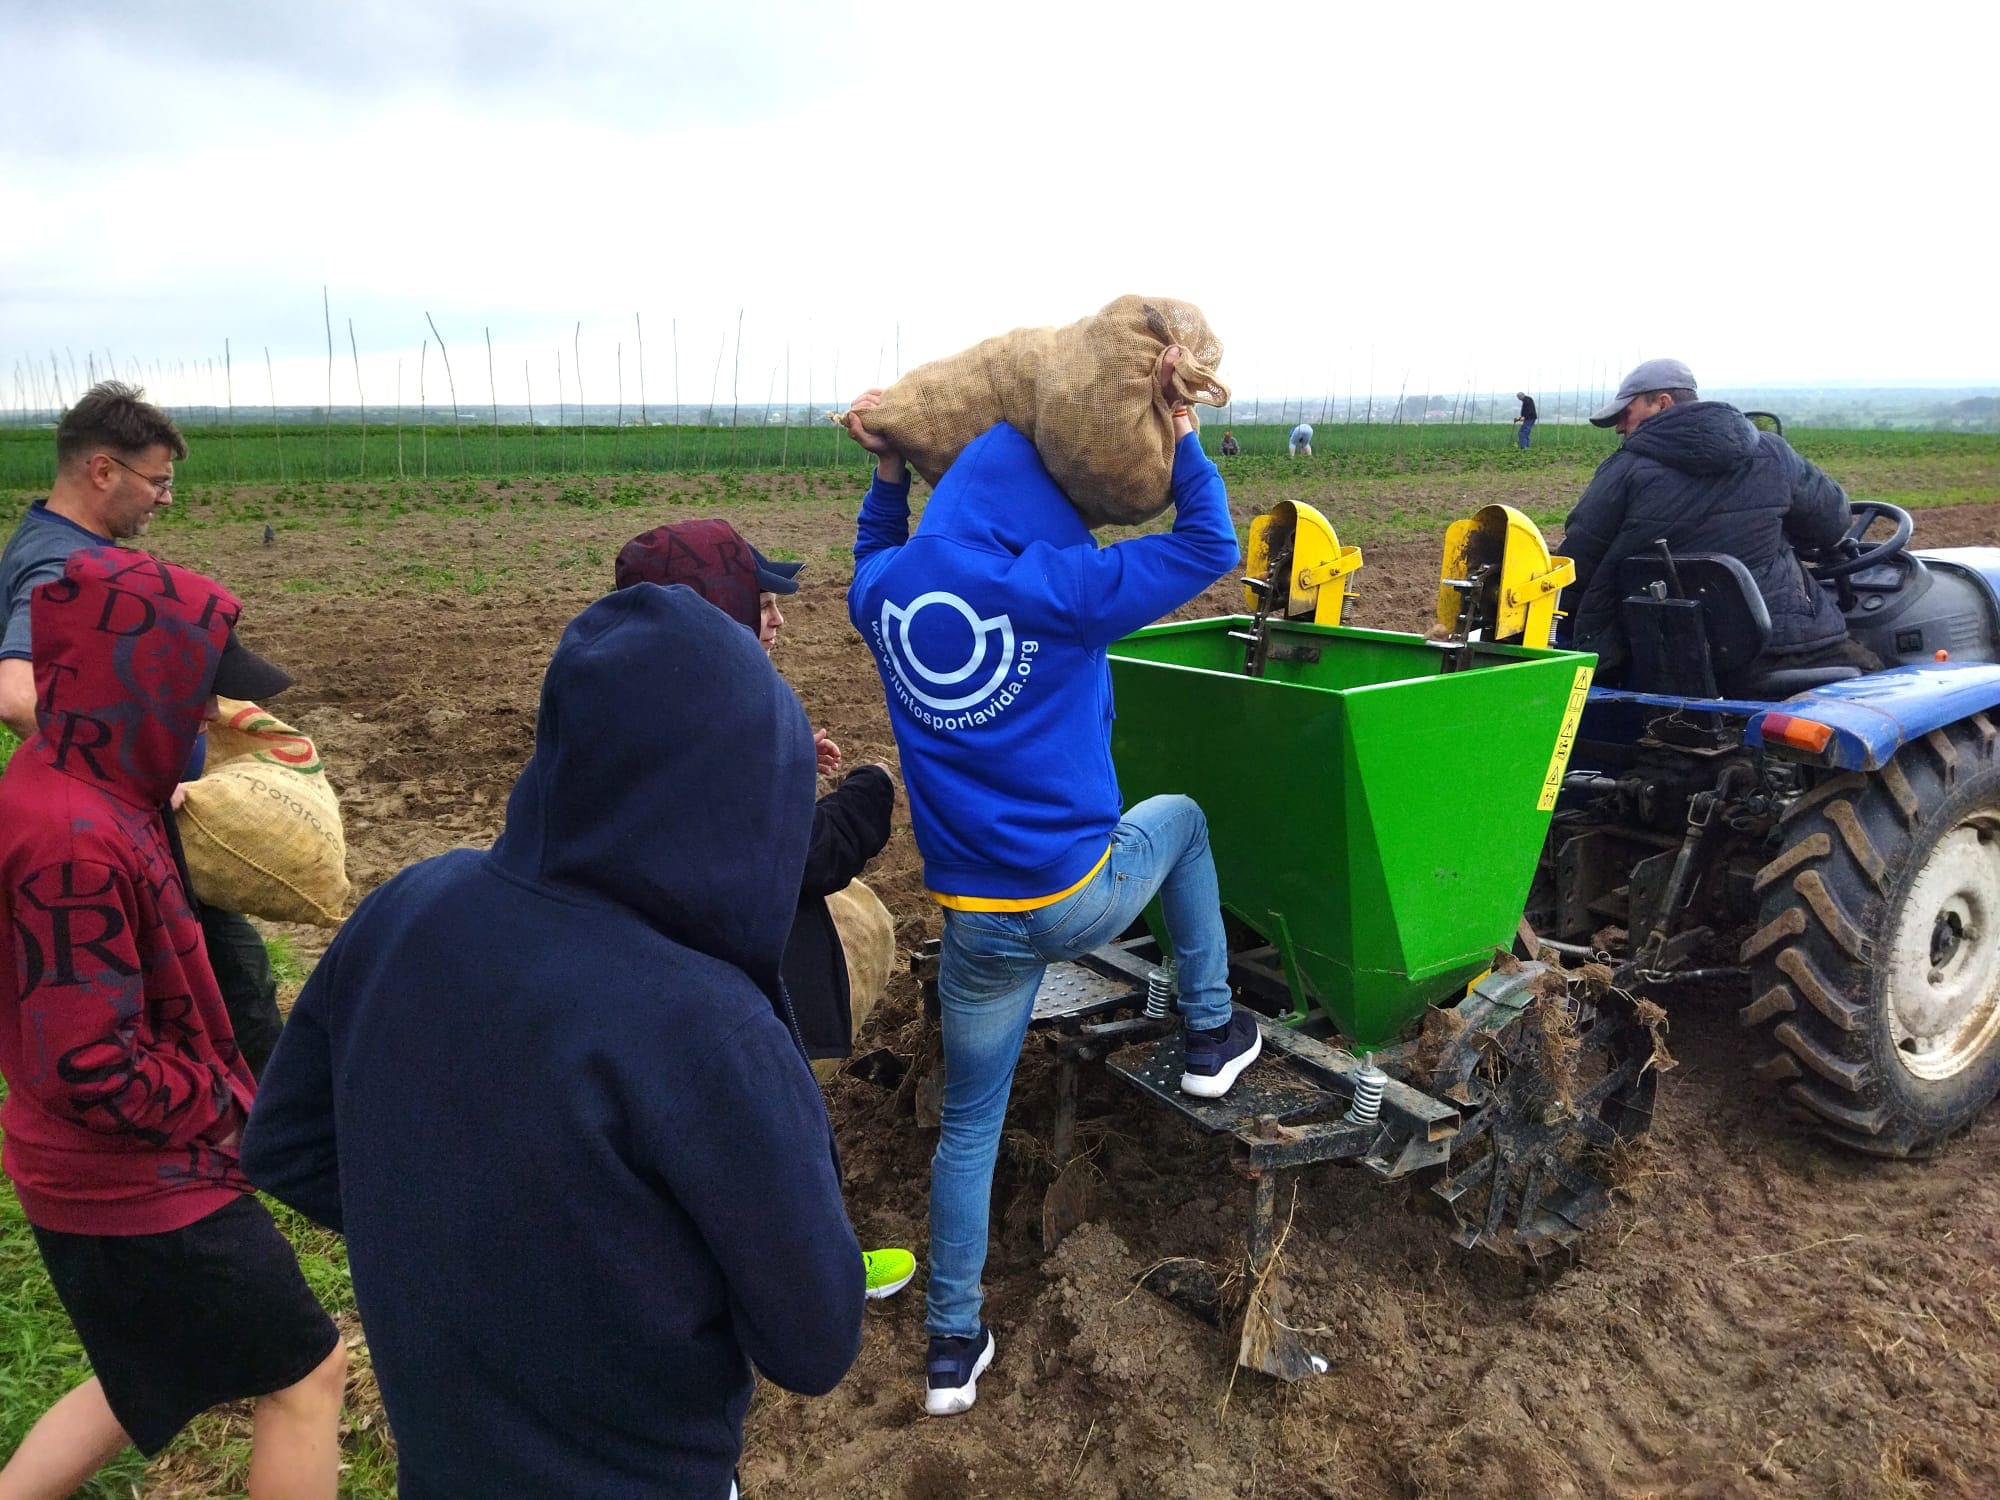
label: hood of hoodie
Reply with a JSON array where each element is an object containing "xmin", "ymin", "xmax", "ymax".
[
  {"xmin": 920, "ymin": 423, "xmax": 1095, "ymax": 557},
  {"xmin": 614, "ymin": 518, "xmax": 762, "ymax": 633},
  {"xmin": 30, "ymin": 546, "xmax": 235, "ymax": 808},
  {"xmin": 489, "ymin": 583, "xmax": 815, "ymax": 987},
  {"xmin": 1622, "ymin": 400, "xmax": 1760, "ymax": 477}
]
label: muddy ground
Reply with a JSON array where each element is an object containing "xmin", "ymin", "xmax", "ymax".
[{"xmin": 151, "ymin": 470, "xmax": 2000, "ymax": 1499}]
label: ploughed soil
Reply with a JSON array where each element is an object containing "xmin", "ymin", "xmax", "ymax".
[{"xmin": 147, "ymin": 473, "xmax": 2000, "ymax": 1499}]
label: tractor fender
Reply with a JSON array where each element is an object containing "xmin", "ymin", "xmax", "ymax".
[
  {"xmin": 1745, "ymin": 661, "xmax": 2000, "ymax": 770},
  {"xmin": 1916, "ymin": 545, "xmax": 2000, "ymax": 615}
]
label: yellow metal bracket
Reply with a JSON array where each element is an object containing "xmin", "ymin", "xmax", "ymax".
[
  {"xmin": 1245, "ymin": 500, "xmax": 1363, "ymax": 625},
  {"xmin": 1434, "ymin": 504, "xmax": 1575, "ymax": 648}
]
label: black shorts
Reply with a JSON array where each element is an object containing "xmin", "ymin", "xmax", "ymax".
[{"xmin": 31, "ymin": 1195, "xmax": 340, "ymax": 1456}]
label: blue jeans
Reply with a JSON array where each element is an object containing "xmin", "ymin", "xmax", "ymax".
[
  {"xmin": 924, "ymin": 794, "xmax": 1233, "ymax": 1338},
  {"xmin": 1517, "ymin": 419, "xmax": 1535, "ymax": 449}
]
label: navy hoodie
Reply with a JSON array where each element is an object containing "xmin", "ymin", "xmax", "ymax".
[
  {"xmin": 849, "ymin": 424, "xmax": 1238, "ymax": 902},
  {"xmin": 242, "ymin": 585, "xmax": 862, "ymax": 1499}
]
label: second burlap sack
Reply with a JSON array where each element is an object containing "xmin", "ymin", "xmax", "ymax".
[
  {"xmin": 177, "ymin": 699, "xmax": 351, "ymax": 927},
  {"xmin": 845, "ymin": 295, "xmax": 1229, "ymax": 528},
  {"xmin": 813, "ymin": 877, "xmax": 897, "ymax": 1084}
]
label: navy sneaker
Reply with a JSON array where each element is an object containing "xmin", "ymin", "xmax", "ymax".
[
  {"xmin": 1181, "ymin": 1009, "xmax": 1262, "ymax": 1098},
  {"xmin": 923, "ymin": 1325, "xmax": 996, "ymax": 1416}
]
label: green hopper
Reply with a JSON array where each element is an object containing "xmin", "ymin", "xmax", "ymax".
[{"xmin": 1108, "ymin": 618, "xmax": 1596, "ymax": 1049}]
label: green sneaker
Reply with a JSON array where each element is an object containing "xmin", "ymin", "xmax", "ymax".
[{"xmin": 864, "ymin": 1248, "xmax": 916, "ymax": 1300}]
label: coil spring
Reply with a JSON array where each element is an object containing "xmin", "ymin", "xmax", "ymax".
[
  {"xmin": 1144, "ymin": 962, "xmax": 1176, "ymax": 1020},
  {"xmin": 1346, "ymin": 1054, "xmax": 1387, "ymax": 1126}
]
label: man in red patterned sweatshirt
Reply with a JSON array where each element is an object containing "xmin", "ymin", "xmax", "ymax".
[{"xmin": 0, "ymin": 547, "xmax": 345, "ymax": 1499}]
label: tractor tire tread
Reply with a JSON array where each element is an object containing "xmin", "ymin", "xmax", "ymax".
[
  {"xmin": 1752, "ymin": 833, "xmax": 1829, "ymax": 896},
  {"xmin": 1739, "ymin": 906, "xmax": 1805, "ymax": 963},
  {"xmin": 1779, "ymin": 772, "xmax": 1868, "ymax": 825},
  {"xmin": 1772, "ymin": 1019, "xmax": 1871, "ymax": 1092},
  {"xmin": 1822, "ymin": 800, "xmax": 1888, "ymax": 893},
  {"xmin": 1792, "ymin": 869, "xmax": 1870, "ymax": 962},
  {"xmin": 1778, "ymin": 945, "xmax": 1864, "ymax": 1032},
  {"xmin": 1740, "ymin": 982, "xmax": 1795, "ymax": 1027},
  {"xmin": 1879, "ymin": 760, "xmax": 1921, "ymax": 827}
]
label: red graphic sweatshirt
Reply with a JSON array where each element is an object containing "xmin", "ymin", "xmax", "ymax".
[{"xmin": 0, "ymin": 547, "xmax": 256, "ymax": 1234}]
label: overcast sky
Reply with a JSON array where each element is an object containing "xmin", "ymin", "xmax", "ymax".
[{"xmin": 3, "ymin": 0, "xmax": 1994, "ymax": 414}]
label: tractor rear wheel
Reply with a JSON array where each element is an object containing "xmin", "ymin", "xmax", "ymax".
[{"xmin": 1742, "ymin": 717, "xmax": 2000, "ymax": 1155}]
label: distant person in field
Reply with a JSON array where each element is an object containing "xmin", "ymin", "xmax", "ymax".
[
  {"xmin": 0, "ymin": 382, "xmax": 287, "ymax": 1077},
  {"xmin": 243, "ymin": 585, "xmax": 863, "ymax": 1498},
  {"xmin": 613, "ymin": 514, "xmax": 916, "ymax": 1303},
  {"xmin": 0, "ymin": 549, "xmax": 345, "ymax": 1499},
  {"xmin": 1514, "ymin": 391, "xmax": 1538, "ymax": 449},
  {"xmin": 1289, "ymin": 421, "xmax": 1314, "ymax": 457},
  {"xmin": 1558, "ymin": 357, "xmax": 1853, "ymax": 675},
  {"xmin": 1219, "ymin": 429, "xmax": 1241, "ymax": 456},
  {"xmin": 840, "ymin": 348, "xmax": 1257, "ymax": 1419}
]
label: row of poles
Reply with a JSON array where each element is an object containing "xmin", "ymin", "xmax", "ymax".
[{"xmin": 5, "ymin": 294, "xmax": 1640, "ymax": 482}]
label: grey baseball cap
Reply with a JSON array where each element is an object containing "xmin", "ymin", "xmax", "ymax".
[{"xmin": 1589, "ymin": 358, "xmax": 1698, "ymax": 427}]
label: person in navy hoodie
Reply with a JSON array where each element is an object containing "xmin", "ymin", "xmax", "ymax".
[
  {"xmin": 241, "ymin": 584, "xmax": 864, "ymax": 1499},
  {"xmin": 841, "ymin": 352, "xmax": 1259, "ymax": 1416}
]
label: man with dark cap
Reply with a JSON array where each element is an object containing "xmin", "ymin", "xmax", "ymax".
[
  {"xmin": 0, "ymin": 382, "xmax": 290, "ymax": 1073},
  {"xmin": 1558, "ymin": 357, "xmax": 1853, "ymax": 674},
  {"xmin": 615, "ymin": 516, "xmax": 917, "ymax": 1304},
  {"xmin": 0, "ymin": 548, "xmax": 346, "ymax": 1497}
]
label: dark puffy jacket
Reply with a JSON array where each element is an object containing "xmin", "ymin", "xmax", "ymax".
[
  {"xmin": 1559, "ymin": 401, "xmax": 1850, "ymax": 663},
  {"xmin": 787, "ymin": 764, "xmax": 895, "ymax": 1059}
]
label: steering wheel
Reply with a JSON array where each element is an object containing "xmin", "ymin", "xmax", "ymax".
[{"xmin": 1810, "ymin": 499, "xmax": 1914, "ymax": 582}]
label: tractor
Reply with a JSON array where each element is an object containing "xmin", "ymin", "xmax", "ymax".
[{"xmin": 910, "ymin": 481, "xmax": 2000, "ymax": 1380}]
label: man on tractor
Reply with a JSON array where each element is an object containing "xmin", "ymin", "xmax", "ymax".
[{"xmin": 1558, "ymin": 357, "xmax": 1858, "ymax": 677}]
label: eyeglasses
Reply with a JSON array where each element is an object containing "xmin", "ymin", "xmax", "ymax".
[{"xmin": 101, "ymin": 453, "xmax": 174, "ymax": 496}]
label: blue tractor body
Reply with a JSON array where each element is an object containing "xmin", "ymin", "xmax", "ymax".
[{"xmin": 1542, "ymin": 528, "xmax": 2000, "ymax": 1157}]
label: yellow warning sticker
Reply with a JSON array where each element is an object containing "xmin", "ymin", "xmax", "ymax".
[{"xmin": 1537, "ymin": 665, "xmax": 1595, "ymax": 811}]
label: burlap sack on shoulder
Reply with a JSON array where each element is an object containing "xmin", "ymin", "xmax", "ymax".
[
  {"xmin": 176, "ymin": 700, "xmax": 351, "ymax": 927},
  {"xmin": 845, "ymin": 295, "xmax": 1228, "ymax": 528}
]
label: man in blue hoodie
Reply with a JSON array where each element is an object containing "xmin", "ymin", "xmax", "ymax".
[
  {"xmin": 842, "ymin": 358, "xmax": 1256, "ymax": 1416},
  {"xmin": 242, "ymin": 585, "xmax": 863, "ymax": 1499}
]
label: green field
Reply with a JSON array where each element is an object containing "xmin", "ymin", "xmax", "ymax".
[
  {"xmin": 3, "ymin": 416, "xmax": 1633, "ymax": 487},
  {"xmin": 6, "ymin": 420, "xmax": 1996, "ymax": 523}
]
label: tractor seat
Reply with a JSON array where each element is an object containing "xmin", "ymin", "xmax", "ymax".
[{"xmin": 1616, "ymin": 552, "xmax": 1861, "ymax": 699}]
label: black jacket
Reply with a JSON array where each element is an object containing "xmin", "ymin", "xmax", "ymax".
[
  {"xmin": 786, "ymin": 765, "xmax": 895, "ymax": 1058},
  {"xmin": 1559, "ymin": 401, "xmax": 1850, "ymax": 663}
]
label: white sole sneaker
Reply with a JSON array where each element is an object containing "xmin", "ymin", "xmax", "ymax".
[
  {"xmin": 865, "ymin": 1266, "xmax": 915, "ymax": 1301},
  {"xmin": 1180, "ymin": 1027, "xmax": 1262, "ymax": 1099},
  {"xmin": 923, "ymin": 1331, "xmax": 996, "ymax": 1417}
]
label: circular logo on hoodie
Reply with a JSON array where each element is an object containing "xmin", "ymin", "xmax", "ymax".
[{"xmin": 878, "ymin": 593, "xmax": 1016, "ymax": 712}]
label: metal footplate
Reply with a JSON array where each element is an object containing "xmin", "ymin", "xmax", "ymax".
[
  {"xmin": 1110, "ymin": 1024, "xmax": 1372, "ymax": 1167},
  {"xmin": 1107, "ymin": 1015, "xmax": 1460, "ymax": 1176},
  {"xmin": 1030, "ymin": 961, "xmax": 1134, "ymax": 1024}
]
